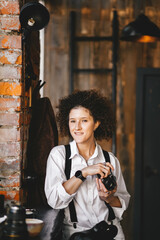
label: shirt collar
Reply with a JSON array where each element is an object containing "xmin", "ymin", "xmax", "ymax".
[
  {"xmin": 69, "ymin": 140, "xmax": 99, "ymax": 159},
  {"xmin": 70, "ymin": 140, "xmax": 79, "ymax": 159},
  {"xmin": 91, "ymin": 142, "xmax": 99, "ymax": 159}
]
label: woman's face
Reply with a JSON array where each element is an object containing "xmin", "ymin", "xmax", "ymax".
[{"xmin": 69, "ymin": 106, "xmax": 100, "ymax": 145}]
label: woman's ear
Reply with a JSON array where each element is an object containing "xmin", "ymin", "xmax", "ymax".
[{"xmin": 94, "ymin": 121, "xmax": 100, "ymax": 131}]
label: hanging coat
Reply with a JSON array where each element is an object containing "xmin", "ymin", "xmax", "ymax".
[{"xmin": 25, "ymin": 97, "xmax": 58, "ymax": 207}]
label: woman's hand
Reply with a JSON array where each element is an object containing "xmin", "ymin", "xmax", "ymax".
[
  {"xmin": 96, "ymin": 178, "xmax": 117, "ymax": 202},
  {"xmin": 82, "ymin": 162, "xmax": 114, "ymax": 178},
  {"xmin": 96, "ymin": 178, "xmax": 122, "ymax": 207}
]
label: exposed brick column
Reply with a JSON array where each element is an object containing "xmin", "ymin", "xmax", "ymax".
[{"xmin": 0, "ymin": 0, "xmax": 24, "ymax": 204}]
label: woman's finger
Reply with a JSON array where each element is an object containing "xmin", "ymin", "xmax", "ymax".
[
  {"xmin": 96, "ymin": 177, "xmax": 101, "ymax": 191},
  {"xmin": 99, "ymin": 179, "xmax": 108, "ymax": 193},
  {"xmin": 104, "ymin": 162, "xmax": 114, "ymax": 171}
]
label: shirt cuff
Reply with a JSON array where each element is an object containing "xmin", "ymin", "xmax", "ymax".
[
  {"xmin": 112, "ymin": 196, "xmax": 126, "ymax": 220},
  {"xmin": 58, "ymin": 182, "xmax": 77, "ymax": 203}
]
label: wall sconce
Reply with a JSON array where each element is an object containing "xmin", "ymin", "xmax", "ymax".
[
  {"xmin": 19, "ymin": 2, "xmax": 50, "ymax": 96},
  {"xmin": 20, "ymin": 1, "xmax": 50, "ymax": 41},
  {"xmin": 121, "ymin": 13, "xmax": 160, "ymax": 42}
]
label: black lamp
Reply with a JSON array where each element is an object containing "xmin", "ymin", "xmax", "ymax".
[
  {"xmin": 121, "ymin": 13, "xmax": 160, "ymax": 42},
  {"xmin": 19, "ymin": 2, "xmax": 50, "ymax": 91},
  {"xmin": 19, "ymin": 2, "xmax": 50, "ymax": 40}
]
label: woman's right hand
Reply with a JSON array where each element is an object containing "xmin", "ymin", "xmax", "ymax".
[{"xmin": 82, "ymin": 162, "xmax": 114, "ymax": 179}]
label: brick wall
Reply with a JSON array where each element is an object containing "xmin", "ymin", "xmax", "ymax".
[
  {"xmin": 0, "ymin": 0, "xmax": 22, "ymax": 204},
  {"xmin": 0, "ymin": 0, "xmax": 36, "ymax": 205}
]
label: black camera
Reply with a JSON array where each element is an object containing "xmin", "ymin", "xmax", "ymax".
[
  {"xmin": 69, "ymin": 220, "xmax": 118, "ymax": 240},
  {"xmin": 97, "ymin": 170, "xmax": 117, "ymax": 191}
]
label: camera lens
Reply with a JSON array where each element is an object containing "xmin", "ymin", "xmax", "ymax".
[{"xmin": 101, "ymin": 173, "xmax": 116, "ymax": 191}]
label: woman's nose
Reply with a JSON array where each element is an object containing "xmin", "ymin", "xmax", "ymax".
[{"xmin": 75, "ymin": 121, "xmax": 81, "ymax": 130}]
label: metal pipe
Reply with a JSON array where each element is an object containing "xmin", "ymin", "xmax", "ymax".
[
  {"xmin": 112, "ymin": 10, "xmax": 119, "ymax": 155},
  {"xmin": 69, "ymin": 11, "xmax": 76, "ymax": 93}
]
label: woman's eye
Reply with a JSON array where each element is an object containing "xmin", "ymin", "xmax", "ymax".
[
  {"xmin": 70, "ymin": 120, "xmax": 75, "ymax": 123},
  {"xmin": 82, "ymin": 119, "xmax": 87, "ymax": 122}
]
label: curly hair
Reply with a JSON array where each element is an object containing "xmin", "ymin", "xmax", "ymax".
[{"xmin": 56, "ymin": 89, "xmax": 116, "ymax": 141}]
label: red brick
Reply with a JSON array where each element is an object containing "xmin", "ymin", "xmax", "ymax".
[
  {"xmin": 0, "ymin": 191, "xmax": 19, "ymax": 202},
  {"xmin": 0, "ymin": 98, "xmax": 21, "ymax": 111},
  {"xmin": 0, "ymin": 142, "xmax": 21, "ymax": 157},
  {"xmin": 0, "ymin": 128, "xmax": 20, "ymax": 142},
  {"xmin": 0, "ymin": 35, "xmax": 21, "ymax": 49},
  {"xmin": 0, "ymin": 66, "xmax": 22, "ymax": 79},
  {"xmin": 16, "ymin": 55, "xmax": 22, "ymax": 65},
  {"xmin": 0, "ymin": 174, "xmax": 20, "ymax": 188},
  {"xmin": 1, "ymin": 16, "xmax": 20, "ymax": 30},
  {"xmin": 0, "ymin": 1, "xmax": 20, "ymax": 15},
  {"xmin": 0, "ymin": 52, "xmax": 11, "ymax": 64},
  {"xmin": 0, "ymin": 112, "xmax": 20, "ymax": 126},
  {"xmin": 0, "ymin": 158, "xmax": 20, "ymax": 176},
  {"xmin": 0, "ymin": 82, "xmax": 22, "ymax": 96}
]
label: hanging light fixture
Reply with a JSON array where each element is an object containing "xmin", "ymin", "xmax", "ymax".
[
  {"xmin": 121, "ymin": 13, "xmax": 160, "ymax": 42},
  {"xmin": 19, "ymin": 2, "xmax": 50, "ymax": 40},
  {"xmin": 19, "ymin": 2, "xmax": 50, "ymax": 92}
]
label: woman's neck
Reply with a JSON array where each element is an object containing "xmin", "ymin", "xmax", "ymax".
[{"xmin": 76, "ymin": 141, "xmax": 96, "ymax": 161}]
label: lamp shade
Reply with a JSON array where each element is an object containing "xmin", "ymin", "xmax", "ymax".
[
  {"xmin": 20, "ymin": 2, "xmax": 50, "ymax": 31},
  {"xmin": 121, "ymin": 14, "xmax": 160, "ymax": 42}
]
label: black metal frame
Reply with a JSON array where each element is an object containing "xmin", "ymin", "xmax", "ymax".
[{"xmin": 69, "ymin": 10, "xmax": 119, "ymax": 154}]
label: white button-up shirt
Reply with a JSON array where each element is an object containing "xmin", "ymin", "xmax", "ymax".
[{"xmin": 45, "ymin": 140, "xmax": 130, "ymax": 239}]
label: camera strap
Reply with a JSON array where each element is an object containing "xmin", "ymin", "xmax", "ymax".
[{"xmin": 64, "ymin": 145, "xmax": 115, "ymax": 229}]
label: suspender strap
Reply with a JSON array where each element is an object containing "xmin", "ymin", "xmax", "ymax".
[
  {"xmin": 64, "ymin": 145, "xmax": 78, "ymax": 228},
  {"xmin": 102, "ymin": 150, "xmax": 110, "ymax": 163},
  {"xmin": 102, "ymin": 150, "xmax": 116, "ymax": 221},
  {"xmin": 105, "ymin": 202, "xmax": 116, "ymax": 221},
  {"xmin": 64, "ymin": 144, "xmax": 71, "ymax": 179}
]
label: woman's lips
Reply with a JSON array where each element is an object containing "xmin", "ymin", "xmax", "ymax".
[{"xmin": 74, "ymin": 132, "xmax": 83, "ymax": 135}]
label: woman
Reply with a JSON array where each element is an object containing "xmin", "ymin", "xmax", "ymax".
[{"xmin": 45, "ymin": 89, "xmax": 130, "ymax": 240}]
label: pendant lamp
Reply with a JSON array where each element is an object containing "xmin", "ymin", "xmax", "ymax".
[
  {"xmin": 19, "ymin": 2, "xmax": 50, "ymax": 91},
  {"xmin": 19, "ymin": 2, "xmax": 50, "ymax": 40},
  {"xmin": 121, "ymin": 13, "xmax": 160, "ymax": 42}
]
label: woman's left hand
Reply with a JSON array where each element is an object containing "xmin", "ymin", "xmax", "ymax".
[{"xmin": 96, "ymin": 178, "xmax": 117, "ymax": 203}]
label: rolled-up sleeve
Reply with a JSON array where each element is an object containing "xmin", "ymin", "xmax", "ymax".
[
  {"xmin": 109, "ymin": 153, "xmax": 131, "ymax": 220},
  {"xmin": 44, "ymin": 146, "xmax": 76, "ymax": 209}
]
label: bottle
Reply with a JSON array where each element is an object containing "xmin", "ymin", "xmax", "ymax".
[{"xmin": 3, "ymin": 204, "xmax": 28, "ymax": 240}]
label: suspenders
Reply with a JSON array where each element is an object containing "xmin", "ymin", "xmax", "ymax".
[
  {"xmin": 64, "ymin": 145, "xmax": 78, "ymax": 228},
  {"xmin": 64, "ymin": 145, "xmax": 116, "ymax": 228}
]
